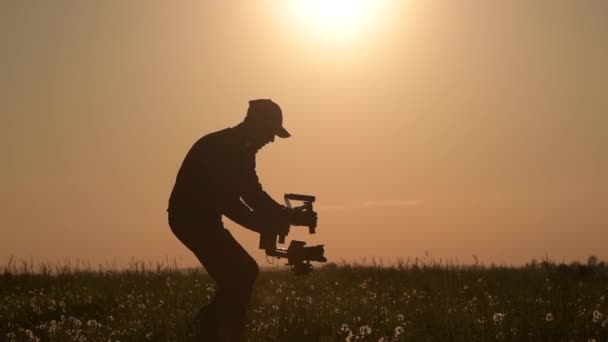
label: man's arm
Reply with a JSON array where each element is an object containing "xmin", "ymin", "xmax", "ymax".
[
  {"xmin": 240, "ymin": 153, "xmax": 285, "ymax": 215},
  {"xmin": 223, "ymin": 198, "xmax": 265, "ymax": 233}
]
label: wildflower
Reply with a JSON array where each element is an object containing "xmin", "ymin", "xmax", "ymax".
[
  {"xmin": 397, "ymin": 313, "xmax": 405, "ymax": 322},
  {"xmin": 272, "ymin": 305, "xmax": 279, "ymax": 311},
  {"xmin": 493, "ymin": 312, "xmax": 505, "ymax": 324},
  {"xmin": 25, "ymin": 329, "xmax": 34, "ymax": 339},
  {"xmin": 394, "ymin": 325, "xmax": 404, "ymax": 337},
  {"xmin": 592, "ymin": 310, "xmax": 603, "ymax": 323},
  {"xmin": 87, "ymin": 319, "xmax": 100, "ymax": 328},
  {"xmin": 340, "ymin": 324, "xmax": 349, "ymax": 333},
  {"xmin": 48, "ymin": 321, "xmax": 57, "ymax": 334},
  {"xmin": 146, "ymin": 332, "xmax": 153, "ymax": 340},
  {"xmin": 545, "ymin": 313, "xmax": 554, "ymax": 322},
  {"xmin": 359, "ymin": 325, "xmax": 372, "ymax": 335}
]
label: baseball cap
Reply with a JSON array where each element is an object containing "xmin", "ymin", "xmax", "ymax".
[{"xmin": 245, "ymin": 99, "xmax": 291, "ymax": 138}]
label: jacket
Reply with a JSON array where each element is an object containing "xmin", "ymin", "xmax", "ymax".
[{"xmin": 167, "ymin": 126, "xmax": 284, "ymax": 232}]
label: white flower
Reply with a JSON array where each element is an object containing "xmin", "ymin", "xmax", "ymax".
[
  {"xmin": 25, "ymin": 329, "xmax": 34, "ymax": 339},
  {"xmin": 545, "ymin": 313, "xmax": 554, "ymax": 322},
  {"xmin": 394, "ymin": 325, "xmax": 404, "ymax": 337},
  {"xmin": 359, "ymin": 325, "xmax": 372, "ymax": 335},
  {"xmin": 397, "ymin": 313, "xmax": 405, "ymax": 322},
  {"xmin": 86, "ymin": 319, "xmax": 100, "ymax": 328},
  {"xmin": 592, "ymin": 310, "xmax": 603, "ymax": 323},
  {"xmin": 493, "ymin": 313, "xmax": 505, "ymax": 324}
]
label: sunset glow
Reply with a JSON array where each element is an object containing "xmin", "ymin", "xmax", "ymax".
[
  {"xmin": 2, "ymin": 1, "xmax": 607, "ymax": 268},
  {"xmin": 287, "ymin": 0, "xmax": 383, "ymax": 39}
]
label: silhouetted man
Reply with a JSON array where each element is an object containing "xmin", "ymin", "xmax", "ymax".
[{"xmin": 167, "ymin": 99, "xmax": 311, "ymax": 341}]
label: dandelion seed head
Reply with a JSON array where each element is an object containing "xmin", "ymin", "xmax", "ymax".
[
  {"xmin": 359, "ymin": 325, "xmax": 372, "ymax": 335},
  {"xmin": 592, "ymin": 310, "xmax": 603, "ymax": 323},
  {"xmin": 394, "ymin": 325, "xmax": 404, "ymax": 337},
  {"xmin": 493, "ymin": 312, "xmax": 505, "ymax": 324},
  {"xmin": 25, "ymin": 329, "xmax": 34, "ymax": 339}
]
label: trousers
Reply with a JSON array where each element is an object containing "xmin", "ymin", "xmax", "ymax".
[{"xmin": 168, "ymin": 212, "xmax": 259, "ymax": 341}]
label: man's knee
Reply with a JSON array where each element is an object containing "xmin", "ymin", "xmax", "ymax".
[{"xmin": 233, "ymin": 257, "xmax": 259, "ymax": 288}]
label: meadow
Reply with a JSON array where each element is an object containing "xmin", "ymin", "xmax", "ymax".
[{"xmin": 1, "ymin": 258, "xmax": 607, "ymax": 341}]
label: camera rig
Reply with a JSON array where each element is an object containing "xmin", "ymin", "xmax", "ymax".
[{"xmin": 259, "ymin": 193, "xmax": 327, "ymax": 275}]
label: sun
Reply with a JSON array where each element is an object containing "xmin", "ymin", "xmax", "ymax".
[{"xmin": 288, "ymin": 0, "xmax": 381, "ymax": 39}]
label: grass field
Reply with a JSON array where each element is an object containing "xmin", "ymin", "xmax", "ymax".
[{"xmin": 2, "ymin": 259, "xmax": 608, "ymax": 341}]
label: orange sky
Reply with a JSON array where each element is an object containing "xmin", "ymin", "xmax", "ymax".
[{"xmin": 2, "ymin": 1, "xmax": 607, "ymax": 268}]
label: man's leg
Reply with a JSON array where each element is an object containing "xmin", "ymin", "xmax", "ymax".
[
  {"xmin": 195, "ymin": 229, "xmax": 259, "ymax": 341},
  {"xmin": 169, "ymin": 214, "xmax": 258, "ymax": 341},
  {"xmin": 209, "ymin": 234, "xmax": 259, "ymax": 341}
]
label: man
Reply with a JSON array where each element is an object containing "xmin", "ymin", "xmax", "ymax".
[{"xmin": 167, "ymin": 99, "xmax": 314, "ymax": 341}]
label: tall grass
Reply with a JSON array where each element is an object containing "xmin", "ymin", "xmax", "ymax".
[{"xmin": 1, "ymin": 257, "xmax": 607, "ymax": 341}]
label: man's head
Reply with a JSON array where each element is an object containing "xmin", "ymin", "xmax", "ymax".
[{"xmin": 242, "ymin": 99, "xmax": 290, "ymax": 150}]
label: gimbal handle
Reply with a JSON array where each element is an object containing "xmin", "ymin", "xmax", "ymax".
[
  {"xmin": 259, "ymin": 193, "xmax": 317, "ymax": 252},
  {"xmin": 284, "ymin": 193, "xmax": 317, "ymax": 234}
]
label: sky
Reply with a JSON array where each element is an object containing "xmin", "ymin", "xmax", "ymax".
[{"xmin": 1, "ymin": 1, "xmax": 607, "ymax": 269}]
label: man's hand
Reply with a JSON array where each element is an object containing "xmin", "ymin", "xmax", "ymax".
[
  {"xmin": 263, "ymin": 209, "xmax": 290, "ymax": 236},
  {"xmin": 289, "ymin": 208, "xmax": 318, "ymax": 227}
]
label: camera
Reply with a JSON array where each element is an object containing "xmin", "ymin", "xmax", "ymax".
[
  {"xmin": 259, "ymin": 193, "xmax": 327, "ymax": 275},
  {"xmin": 266, "ymin": 240, "xmax": 327, "ymax": 275}
]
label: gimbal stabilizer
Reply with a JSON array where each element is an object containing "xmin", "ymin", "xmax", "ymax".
[{"xmin": 259, "ymin": 193, "xmax": 327, "ymax": 275}]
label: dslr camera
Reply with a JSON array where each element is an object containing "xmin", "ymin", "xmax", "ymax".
[{"xmin": 259, "ymin": 194, "xmax": 327, "ymax": 275}]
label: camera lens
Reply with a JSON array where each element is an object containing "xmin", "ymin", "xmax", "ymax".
[{"xmin": 304, "ymin": 245, "xmax": 326, "ymax": 262}]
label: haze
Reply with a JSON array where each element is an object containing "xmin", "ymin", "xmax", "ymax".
[{"xmin": 2, "ymin": 1, "xmax": 607, "ymax": 268}]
